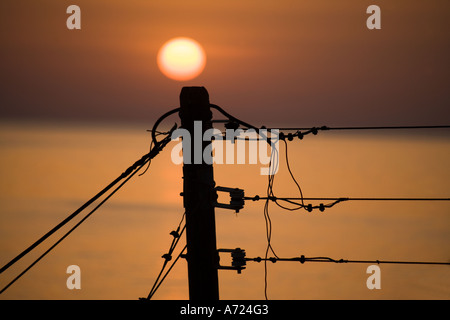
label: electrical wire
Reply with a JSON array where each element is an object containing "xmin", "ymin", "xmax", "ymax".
[
  {"xmin": 0, "ymin": 134, "xmax": 172, "ymax": 277},
  {"xmin": 246, "ymin": 255, "xmax": 450, "ymax": 266},
  {"xmin": 150, "ymin": 108, "xmax": 180, "ymax": 146},
  {"xmin": 274, "ymin": 125, "xmax": 450, "ymax": 142},
  {"xmin": 209, "ymin": 104, "xmax": 450, "ymax": 300},
  {"xmin": 0, "ymin": 147, "xmax": 157, "ymax": 295},
  {"xmin": 0, "ymin": 111, "xmax": 177, "ymax": 294},
  {"xmin": 7, "ymin": 102, "xmax": 447, "ymax": 299},
  {"xmin": 208, "ymin": 104, "xmax": 310, "ymax": 299},
  {"xmin": 262, "ymin": 135, "xmax": 309, "ymax": 299},
  {"xmin": 270, "ymin": 140, "xmax": 306, "ymax": 211},
  {"xmin": 145, "ymin": 199, "xmax": 207, "ymax": 299},
  {"xmin": 274, "ymin": 125, "xmax": 450, "ymax": 131},
  {"xmin": 247, "ymin": 197, "xmax": 450, "ymax": 201},
  {"xmin": 146, "ymin": 212, "xmax": 186, "ymax": 300},
  {"xmin": 210, "ymin": 104, "xmax": 258, "ymax": 131},
  {"xmin": 145, "ymin": 244, "xmax": 187, "ymax": 300},
  {"xmin": 262, "ymin": 134, "xmax": 283, "ymax": 300},
  {"xmin": 0, "ymin": 134, "xmax": 173, "ymax": 294},
  {"xmin": 244, "ymin": 195, "xmax": 450, "ymax": 213}
]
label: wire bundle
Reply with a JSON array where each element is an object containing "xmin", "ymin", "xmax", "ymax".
[
  {"xmin": 1, "ymin": 102, "xmax": 449, "ymax": 299},
  {"xmin": 0, "ymin": 112, "xmax": 178, "ymax": 295}
]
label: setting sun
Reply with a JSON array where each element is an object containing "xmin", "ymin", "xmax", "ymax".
[{"xmin": 157, "ymin": 37, "xmax": 206, "ymax": 81}]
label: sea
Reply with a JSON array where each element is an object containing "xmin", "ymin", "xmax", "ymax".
[{"xmin": 0, "ymin": 120, "xmax": 449, "ymax": 299}]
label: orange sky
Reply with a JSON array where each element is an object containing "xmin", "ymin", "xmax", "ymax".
[{"xmin": 1, "ymin": 0, "xmax": 449, "ymax": 126}]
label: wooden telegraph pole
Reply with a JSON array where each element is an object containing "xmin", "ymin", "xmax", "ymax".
[{"xmin": 179, "ymin": 86, "xmax": 220, "ymax": 300}]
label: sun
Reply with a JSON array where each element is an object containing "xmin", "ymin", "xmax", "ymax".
[{"xmin": 157, "ymin": 37, "xmax": 206, "ymax": 81}]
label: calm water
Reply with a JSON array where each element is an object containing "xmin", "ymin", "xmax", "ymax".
[{"xmin": 0, "ymin": 121, "xmax": 449, "ymax": 299}]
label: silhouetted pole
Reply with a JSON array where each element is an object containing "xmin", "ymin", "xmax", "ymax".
[{"xmin": 179, "ymin": 86, "xmax": 219, "ymax": 300}]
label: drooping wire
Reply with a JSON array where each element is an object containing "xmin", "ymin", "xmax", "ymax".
[
  {"xmin": 269, "ymin": 139, "xmax": 306, "ymax": 212},
  {"xmin": 262, "ymin": 131, "xmax": 286, "ymax": 300},
  {"xmin": 208, "ymin": 104, "xmax": 308, "ymax": 299},
  {"xmin": 262, "ymin": 134, "xmax": 316, "ymax": 298},
  {"xmin": 283, "ymin": 139, "xmax": 305, "ymax": 207},
  {"xmin": 244, "ymin": 196, "xmax": 450, "ymax": 213},
  {"xmin": 263, "ymin": 152, "xmax": 274, "ymax": 300}
]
